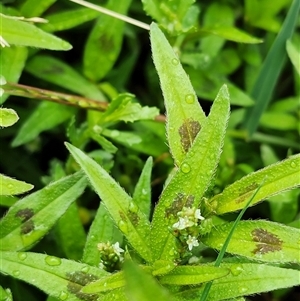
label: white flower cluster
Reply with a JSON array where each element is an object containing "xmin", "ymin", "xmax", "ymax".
[
  {"xmin": 172, "ymin": 207, "xmax": 205, "ymax": 251},
  {"xmin": 97, "ymin": 241, "xmax": 124, "ymax": 271}
]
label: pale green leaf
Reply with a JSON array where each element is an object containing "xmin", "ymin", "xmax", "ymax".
[
  {"xmin": 150, "ymin": 22, "xmax": 206, "ymax": 166},
  {"xmin": 202, "ymin": 220, "xmax": 300, "ymax": 263},
  {"xmin": 0, "ymin": 286, "xmax": 12, "ymax": 301},
  {"xmin": 286, "ymin": 39, "xmax": 300, "ymax": 76},
  {"xmin": 0, "ymin": 251, "xmax": 107, "ymax": 301},
  {"xmin": 213, "ymin": 154, "xmax": 300, "ymax": 214},
  {"xmin": 0, "ymin": 108, "xmax": 19, "ymax": 127},
  {"xmin": 0, "ymin": 172, "xmax": 87, "ymax": 251},
  {"xmin": 65, "ymin": 143, "xmax": 153, "ymax": 262},
  {"xmin": 20, "ymin": 0, "xmax": 57, "ymax": 17},
  {"xmin": 150, "ymin": 85, "xmax": 230, "ymax": 261},
  {"xmin": 0, "ymin": 14, "xmax": 72, "ymax": 50},
  {"xmin": 0, "ymin": 174, "xmax": 33, "ymax": 196}
]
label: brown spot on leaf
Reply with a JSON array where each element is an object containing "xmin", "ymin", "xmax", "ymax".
[
  {"xmin": 236, "ymin": 183, "xmax": 259, "ymax": 203},
  {"xmin": 98, "ymin": 34, "xmax": 114, "ymax": 52},
  {"xmin": 21, "ymin": 220, "xmax": 35, "ymax": 234},
  {"xmin": 165, "ymin": 193, "xmax": 195, "ymax": 218},
  {"xmin": 119, "ymin": 211, "xmax": 127, "ymax": 221},
  {"xmin": 67, "ymin": 271, "xmax": 98, "ymax": 301},
  {"xmin": 251, "ymin": 228, "xmax": 283, "ymax": 255},
  {"xmin": 128, "ymin": 211, "xmax": 140, "ymax": 226},
  {"xmin": 178, "ymin": 119, "xmax": 201, "ymax": 153},
  {"xmin": 15, "ymin": 208, "xmax": 34, "ymax": 222}
]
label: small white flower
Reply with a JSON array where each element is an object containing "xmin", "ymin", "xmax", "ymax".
[
  {"xmin": 173, "ymin": 216, "xmax": 194, "ymax": 230},
  {"xmin": 0, "ymin": 36, "xmax": 10, "ymax": 48},
  {"xmin": 112, "ymin": 242, "xmax": 124, "ymax": 256},
  {"xmin": 186, "ymin": 235, "xmax": 199, "ymax": 251},
  {"xmin": 194, "ymin": 209, "xmax": 205, "ymax": 221}
]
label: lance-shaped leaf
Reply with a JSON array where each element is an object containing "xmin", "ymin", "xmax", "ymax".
[
  {"xmin": 158, "ymin": 265, "xmax": 229, "ymax": 285},
  {"xmin": 286, "ymin": 39, "xmax": 300, "ymax": 76},
  {"xmin": 213, "ymin": 154, "xmax": 300, "ymax": 215},
  {"xmin": 202, "ymin": 220, "xmax": 300, "ymax": 263},
  {"xmin": 175, "ymin": 263, "xmax": 300, "ymax": 301},
  {"xmin": 150, "ymin": 85, "xmax": 230, "ymax": 261},
  {"xmin": 0, "ymin": 174, "xmax": 33, "ymax": 196},
  {"xmin": 65, "ymin": 143, "xmax": 153, "ymax": 263},
  {"xmin": 150, "ymin": 22, "xmax": 206, "ymax": 166},
  {"xmin": 0, "ymin": 172, "xmax": 87, "ymax": 251},
  {"xmin": 0, "ymin": 251, "xmax": 107, "ymax": 301},
  {"xmin": 0, "ymin": 14, "xmax": 71, "ymax": 50}
]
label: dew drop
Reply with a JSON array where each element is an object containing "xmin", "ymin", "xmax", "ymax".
[
  {"xmin": 169, "ymin": 126, "xmax": 175, "ymax": 132},
  {"xmin": 230, "ymin": 265, "xmax": 243, "ymax": 276},
  {"xmin": 81, "ymin": 266, "xmax": 89, "ymax": 273},
  {"xmin": 129, "ymin": 202, "xmax": 139, "ymax": 213},
  {"xmin": 169, "ymin": 249, "xmax": 175, "ymax": 256},
  {"xmin": 13, "ymin": 270, "xmax": 20, "ymax": 277},
  {"xmin": 8, "ymin": 184, "xmax": 13, "ymax": 189},
  {"xmin": 18, "ymin": 252, "xmax": 27, "ymax": 261},
  {"xmin": 185, "ymin": 94, "xmax": 195, "ymax": 104},
  {"xmin": 45, "ymin": 255, "xmax": 62, "ymax": 266},
  {"xmin": 142, "ymin": 188, "xmax": 147, "ymax": 195},
  {"xmin": 118, "ymin": 220, "xmax": 128, "ymax": 234},
  {"xmin": 180, "ymin": 163, "xmax": 191, "ymax": 173},
  {"xmin": 290, "ymin": 161, "xmax": 297, "ymax": 168},
  {"xmin": 171, "ymin": 58, "xmax": 179, "ymax": 65},
  {"xmin": 59, "ymin": 291, "xmax": 69, "ymax": 300},
  {"xmin": 239, "ymin": 287, "xmax": 247, "ymax": 293}
]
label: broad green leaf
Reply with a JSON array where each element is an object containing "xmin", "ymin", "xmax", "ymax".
[
  {"xmin": 202, "ymin": 220, "xmax": 300, "ymax": 263},
  {"xmin": 286, "ymin": 39, "xmax": 300, "ymax": 76},
  {"xmin": 213, "ymin": 154, "xmax": 300, "ymax": 214},
  {"xmin": 83, "ymin": 0, "xmax": 132, "ymax": 81},
  {"xmin": 200, "ymin": 26, "xmax": 262, "ymax": 44},
  {"xmin": 66, "ymin": 143, "xmax": 153, "ymax": 262},
  {"xmin": 0, "ymin": 47, "xmax": 28, "ymax": 104},
  {"xmin": 142, "ymin": 0, "xmax": 195, "ymax": 34},
  {"xmin": 0, "ymin": 108, "xmax": 19, "ymax": 127},
  {"xmin": 82, "ymin": 203, "xmax": 123, "ymax": 267},
  {"xmin": 175, "ymin": 263, "xmax": 300, "ymax": 301},
  {"xmin": 0, "ymin": 172, "xmax": 87, "ymax": 251},
  {"xmin": 98, "ymin": 94, "xmax": 159, "ymax": 125},
  {"xmin": 150, "ymin": 85, "xmax": 230, "ymax": 261},
  {"xmin": 150, "ymin": 22, "xmax": 206, "ymax": 166},
  {"xmin": 158, "ymin": 265, "xmax": 229, "ymax": 285},
  {"xmin": 132, "ymin": 157, "xmax": 153, "ymax": 218},
  {"xmin": 0, "ymin": 174, "xmax": 33, "ymax": 196},
  {"xmin": 55, "ymin": 203, "xmax": 87, "ymax": 261},
  {"xmin": 244, "ymin": 0, "xmax": 300, "ymax": 135},
  {"xmin": 40, "ymin": 8, "xmax": 100, "ymax": 33},
  {"xmin": 124, "ymin": 260, "xmax": 176, "ymax": 301},
  {"xmin": 0, "ymin": 14, "xmax": 72, "ymax": 50},
  {"xmin": 25, "ymin": 55, "xmax": 105, "ymax": 100},
  {"xmin": 12, "ymin": 102, "xmax": 75, "ymax": 147},
  {"xmin": 0, "ymin": 251, "xmax": 107, "ymax": 301},
  {"xmin": 20, "ymin": 0, "xmax": 57, "ymax": 17}
]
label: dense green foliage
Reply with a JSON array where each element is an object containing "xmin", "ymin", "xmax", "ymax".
[{"xmin": 0, "ymin": 1, "xmax": 299, "ymax": 301}]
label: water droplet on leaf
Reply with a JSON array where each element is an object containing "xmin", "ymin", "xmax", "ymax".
[
  {"xmin": 129, "ymin": 202, "xmax": 139, "ymax": 213},
  {"xmin": 118, "ymin": 220, "xmax": 128, "ymax": 234},
  {"xmin": 185, "ymin": 94, "xmax": 195, "ymax": 104},
  {"xmin": 13, "ymin": 270, "xmax": 20, "ymax": 277},
  {"xmin": 171, "ymin": 58, "xmax": 179, "ymax": 65},
  {"xmin": 45, "ymin": 255, "xmax": 62, "ymax": 266},
  {"xmin": 180, "ymin": 163, "xmax": 191, "ymax": 173},
  {"xmin": 81, "ymin": 266, "xmax": 89, "ymax": 273},
  {"xmin": 18, "ymin": 252, "xmax": 27, "ymax": 261},
  {"xmin": 59, "ymin": 291, "xmax": 68, "ymax": 300},
  {"xmin": 230, "ymin": 265, "xmax": 243, "ymax": 276},
  {"xmin": 290, "ymin": 161, "xmax": 297, "ymax": 168}
]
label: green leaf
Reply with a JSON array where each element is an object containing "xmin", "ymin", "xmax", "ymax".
[
  {"xmin": 213, "ymin": 154, "xmax": 300, "ymax": 214},
  {"xmin": 0, "ymin": 47, "xmax": 28, "ymax": 105},
  {"xmin": 260, "ymin": 111, "xmax": 298, "ymax": 130},
  {"xmin": 0, "ymin": 195, "xmax": 18, "ymax": 207},
  {"xmin": 124, "ymin": 260, "xmax": 176, "ymax": 301},
  {"xmin": 83, "ymin": 0, "xmax": 132, "ymax": 81},
  {"xmin": 286, "ymin": 39, "xmax": 300, "ymax": 76},
  {"xmin": 176, "ymin": 263, "xmax": 300, "ymax": 301},
  {"xmin": 0, "ymin": 285, "xmax": 12, "ymax": 301},
  {"xmin": 202, "ymin": 220, "xmax": 300, "ymax": 263},
  {"xmin": 0, "ymin": 251, "xmax": 107, "ymax": 301},
  {"xmin": 20, "ymin": 0, "xmax": 57, "ymax": 17},
  {"xmin": 82, "ymin": 204, "xmax": 123, "ymax": 267},
  {"xmin": 244, "ymin": 0, "xmax": 300, "ymax": 135},
  {"xmin": 132, "ymin": 157, "xmax": 153, "ymax": 218},
  {"xmin": 65, "ymin": 143, "xmax": 153, "ymax": 263},
  {"xmin": 0, "ymin": 108, "xmax": 19, "ymax": 127},
  {"xmin": 150, "ymin": 85, "xmax": 230, "ymax": 261},
  {"xmin": 0, "ymin": 172, "xmax": 87, "ymax": 251},
  {"xmin": 158, "ymin": 265, "xmax": 229, "ymax": 285},
  {"xmin": 99, "ymin": 93, "xmax": 159, "ymax": 125},
  {"xmin": 0, "ymin": 14, "xmax": 72, "ymax": 50},
  {"xmin": 25, "ymin": 55, "xmax": 105, "ymax": 100},
  {"xmin": 12, "ymin": 102, "xmax": 75, "ymax": 147},
  {"xmin": 150, "ymin": 22, "xmax": 206, "ymax": 166},
  {"xmin": 0, "ymin": 174, "xmax": 33, "ymax": 196}
]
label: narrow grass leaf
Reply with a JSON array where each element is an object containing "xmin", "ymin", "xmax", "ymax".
[
  {"xmin": 0, "ymin": 251, "xmax": 107, "ymax": 301},
  {"xmin": 20, "ymin": 0, "xmax": 57, "ymax": 17},
  {"xmin": 286, "ymin": 39, "xmax": 300, "ymax": 75},
  {"xmin": 65, "ymin": 143, "xmax": 153, "ymax": 262},
  {"xmin": 0, "ymin": 108, "xmax": 19, "ymax": 127},
  {"xmin": 0, "ymin": 14, "xmax": 71, "ymax": 50},
  {"xmin": 202, "ymin": 220, "xmax": 300, "ymax": 263},
  {"xmin": 0, "ymin": 172, "xmax": 87, "ymax": 251},
  {"xmin": 150, "ymin": 85, "xmax": 230, "ymax": 261},
  {"xmin": 213, "ymin": 154, "xmax": 300, "ymax": 214},
  {"xmin": 244, "ymin": 0, "xmax": 300, "ymax": 135},
  {"xmin": 0, "ymin": 174, "xmax": 33, "ymax": 196},
  {"xmin": 150, "ymin": 22, "xmax": 206, "ymax": 166}
]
